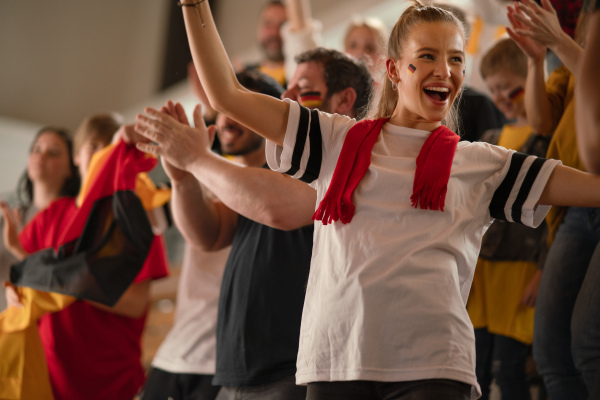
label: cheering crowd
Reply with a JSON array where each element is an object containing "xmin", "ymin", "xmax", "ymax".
[{"xmin": 1, "ymin": 0, "xmax": 600, "ymax": 399}]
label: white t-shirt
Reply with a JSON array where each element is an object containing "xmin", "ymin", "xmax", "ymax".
[
  {"xmin": 266, "ymin": 99, "xmax": 560, "ymax": 399},
  {"xmin": 152, "ymin": 243, "xmax": 230, "ymax": 374}
]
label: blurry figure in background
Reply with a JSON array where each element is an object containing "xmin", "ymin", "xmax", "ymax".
[
  {"xmin": 435, "ymin": 2, "xmax": 505, "ymax": 142},
  {"xmin": 0, "ymin": 128, "xmax": 79, "ymax": 311},
  {"xmin": 245, "ymin": 0, "xmax": 288, "ymax": 86},
  {"xmin": 467, "ymin": 38, "xmax": 549, "ymax": 400},
  {"xmin": 506, "ymin": 0, "xmax": 596, "ymax": 398},
  {"xmin": 141, "ymin": 244, "xmax": 229, "ymax": 400},
  {"xmin": 3, "ymin": 114, "xmax": 169, "ymax": 400},
  {"xmin": 462, "ymin": 0, "xmax": 510, "ymax": 96},
  {"xmin": 343, "ymin": 17, "xmax": 387, "ymax": 82}
]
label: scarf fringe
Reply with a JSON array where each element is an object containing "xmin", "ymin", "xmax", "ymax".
[
  {"xmin": 312, "ymin": 198, "xmax": 356, "ymax": 225},
  {"xmin": 410, "ymin": 181, "xmax": 447, "ymax": 211}
]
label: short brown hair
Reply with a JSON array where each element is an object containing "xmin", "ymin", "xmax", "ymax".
[
  {"xmin": 74, "ymin": 113, "xmax": 123, "ymax": 153},
  {"xmin": 480, "ymin": 38, "xmax": 527, "ymax": 80}
]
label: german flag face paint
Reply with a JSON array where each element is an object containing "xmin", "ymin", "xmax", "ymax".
[
  {"xmin": 300, "ymin": 91, "xmax": 323, "ymax": 109},
  {"xmin": 509, "ymin": 87, "xmax": 525, "ymax": 103},
  {"xmin": 407, "ymin": 64, "xmax": 416, "ymax": 75}
]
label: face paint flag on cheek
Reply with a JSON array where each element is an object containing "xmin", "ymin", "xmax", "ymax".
[
  {"xmin": 300, "ymin": 91, "xmax": 323, "ymax": 109},
  {"xmin": 408, "ymin": 64, "xmax": 416, "ymax": 75},
  {"xmin": 509, "ymin": 87, "xmax": 525, "ymax": 103}
]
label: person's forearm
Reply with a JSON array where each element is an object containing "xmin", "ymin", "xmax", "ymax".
[
  {"xmin": 549, "ymin": 32, "xmax": 584, "ymax": 79},
  {"xmin": 171, "ymin": 173, "xmax": 227, "ymax": 250},
  {"xmin": 181, "ymin": 1, "xmax": 289, "ymax": 145},
  {"xmin": 576, "ymin": 12, "xmax": 600, "ymax": 174},
  {"xmin": 188, "ymin": 152, "xmax": 316, "ymax": 230},
  {"xmin": 286, "ymin": 0, "xmax": 311, "ymax": 32},
  {"xmin": 525, "ymin": 59, "xmax": 554, "ymax": 135},
  {"xmin": 539, "ymin": 165, "xmax": 600, "ymax": 207}
]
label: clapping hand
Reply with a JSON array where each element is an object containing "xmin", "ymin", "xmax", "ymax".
[
  {"xmin": 506, "ymin": 0, "xmax": 548, "ymax": 62},
  {"xmin": 135, "ymin": 102, "xmax": 217, "ymax": 182}
]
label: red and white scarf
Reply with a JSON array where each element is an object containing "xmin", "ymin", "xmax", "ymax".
[{"xmin": 312, "ymin": 119, "xmax": 460, "ymax": 225}]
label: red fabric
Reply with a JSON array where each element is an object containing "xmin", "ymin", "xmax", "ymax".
[
  {"xmin": 410, "ymin": 125, "xmax": 459, "ymax": 211},
  {"xmin": 313, "ymin": 120, "xmax": 459, "ymax": 225},
  {"xmin": 17, "ymin": 141, "xmax": 169, "ymax": 400},
  {"xmin": 313, "ymin": 118, "xmax": 388, "ymax": 225}
]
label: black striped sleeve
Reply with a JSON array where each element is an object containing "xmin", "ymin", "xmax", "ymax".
[
  {"xmin": 489, "ymin": 152, "xmax": 550, "ymax": 224},
  {"xmin": 298, "ymin": 109, "xmax": 323, "ymax": 183},
  {"xmin": 283, "ymin": 105, "xmax": 323, "ymax": 183}
]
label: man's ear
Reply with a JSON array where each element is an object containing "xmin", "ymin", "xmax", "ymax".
[{"xmin": 332, "ymin": 87, "xmax": 358, "ymax": 118}]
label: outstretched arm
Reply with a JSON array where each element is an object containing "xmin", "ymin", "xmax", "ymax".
[
  {"xmin": 576, "ymin": 11, "xmax": 600, "ymax": 173},
  {"xmin": 539, "ymin": 165, "xmax": 600, "ymax": 207},
  {"xmin": 136, "ymin": 102, "xmax": 316, "ymax": 231},
  {"xmin": 181, "ymin": 1, "xmax": 289, "ymax": 146}
]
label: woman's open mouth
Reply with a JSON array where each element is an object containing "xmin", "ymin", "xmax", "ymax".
[{"xmin": 424, "ymin": 86, "xmax": 451, "ymax": 103}]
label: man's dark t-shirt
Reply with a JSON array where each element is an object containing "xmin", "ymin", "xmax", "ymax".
[{"xmin": 213, "ymin": 210, "xmax": 313, "ymax": 387}]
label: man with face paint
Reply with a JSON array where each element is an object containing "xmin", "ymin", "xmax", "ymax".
[{"xmin": 138, "ymin": 55, "xmax": 372, "ymax": 400}]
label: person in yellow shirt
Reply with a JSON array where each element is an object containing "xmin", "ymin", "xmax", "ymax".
[
  {"xmin": 468, "ymin": 38, "xmax": 549, "ymax": 400},
  {"xmin": 507, "ymin": 0, "xmax": 597, "ymax": 397}
]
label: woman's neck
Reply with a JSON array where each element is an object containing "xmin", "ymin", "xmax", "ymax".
[
  {"xmin": 388, "ymin": 109, "xmax": 442, "ymax": 132},
  {"xmin": 32, "ymin": 183, "xmax": 61, "ymax": 210}
]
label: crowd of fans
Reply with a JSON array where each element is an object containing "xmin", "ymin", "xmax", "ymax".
[{"xmin": 1, "ymin": 0, "xmax": 599, "ymax": 399}]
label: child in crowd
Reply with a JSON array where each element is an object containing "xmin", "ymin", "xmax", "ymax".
[
  {"xmin": 507, "ymin": 0, "xmax": 597, "ymax": 397},
  {"xmin": 1, "ymin": 128, "xmax": 79, "ymax": 311},
  {"xmin": 135, "ymin": 1, "xmax": 600, "ymax": 399},
  {"xmin": 467, "ymin": 38, "xmax": 549, "ymax": 400}
]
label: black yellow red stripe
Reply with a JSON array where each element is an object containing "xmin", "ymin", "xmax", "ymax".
[{"xmin": 509, "ymin": 87, "xmax": 525, "ymax": 103}]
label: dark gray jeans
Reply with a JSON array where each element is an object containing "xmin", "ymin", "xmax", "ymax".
[
  {"xmin": 306, "ymin": 379, "xmax": 471, "ymax": 400},
  {"xmin": 216, "ymin": 376, "xmax": 306, "ymax": 400}
]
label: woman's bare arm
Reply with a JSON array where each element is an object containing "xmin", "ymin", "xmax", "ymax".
[
  {"xmin": 539, "ymin": 165, "xmax": 600, "ymax": 207},
  {"xmin": 181, "ymin": 1, "xmax": 289, "ymax": 146},
  {"xmin": 576, "ymin": 11, "xmax": 600, "ymax": 173}
]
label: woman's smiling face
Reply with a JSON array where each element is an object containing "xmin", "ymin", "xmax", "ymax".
[{"xmin": 388, "ymin": 21, "xmax": 465, "ymax": 129}]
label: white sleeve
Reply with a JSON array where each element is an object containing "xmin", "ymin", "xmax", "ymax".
[
  {"xmin": 489, "ymin": 151, "xmax": 562, "ymax": 228},
  {"xmin": 266, "ymin": 99, "xmax": 355, "ymax": 186},
  {"xmin": 281, "ymin": 19, "xmax": 322, "ymax": 83}
]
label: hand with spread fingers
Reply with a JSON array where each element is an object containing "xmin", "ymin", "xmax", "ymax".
[
  {"xmin": 135, "ymin": 103, "xmax": 217, "ymax": 181},
  {"xmin": 510, "ymin": 0, "xmax": 568, "ymax": 50},
  {"xmin": 0, "ymin": 201, "xmax": 27, "ymax": 261},
  {"xmin": 506, "ymin": 0, "xmax": 547, "ymax": 62}
]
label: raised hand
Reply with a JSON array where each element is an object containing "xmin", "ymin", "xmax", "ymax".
[
  {"xmin": 135, "ymin": 103, "xmax": 217, "ymax": 178},
  {"xmin": 506, "ymin": 2, "xmax": 547, "ymax": 62},
  {"xmin": 0, "ymin": 201, "xmax": 27, "ymax": 261},
  {"xmin": 513, "ymin": 0, "xmax": 566, "ymax": 49},
  {"xmin": 112, "ymin": 123, "xmax": 151, "ymax": 146}
]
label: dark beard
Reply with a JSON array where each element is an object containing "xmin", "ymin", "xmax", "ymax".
[{"xmin": 223, "ymin": 136, "xmax": 264, "ymax": 156}]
